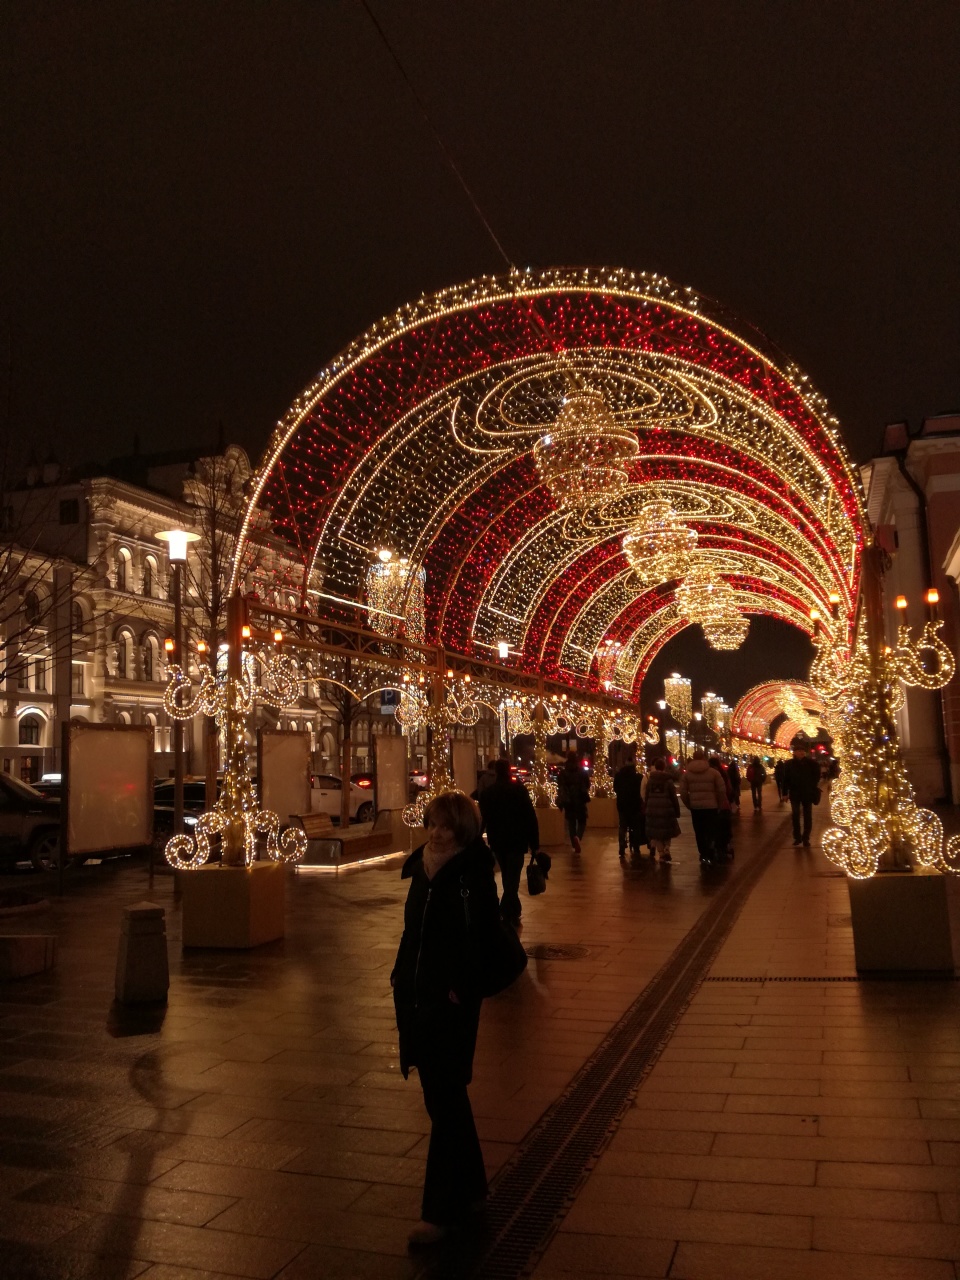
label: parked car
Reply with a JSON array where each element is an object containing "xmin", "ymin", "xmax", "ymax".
[
  {"xmin": 0, "ymin": 773, "xmax": 62, "ymax": 872},
  {"xmin": 32, "ymin": 772, "xmax": 63, "ymax": 799},
  {"xmin": 409, "ymin": 769, "xmax": 429, "ymax": 790},
  {"xmin": 310, "ymin": 773, "xmax": 374, "ymax": 823},
  {"xmin": 153, "ymin": 781, "xmax": 215, "ymax": 841},
  {"xmin": 350, "ymin": 772, "xmax": 375, "ymax": 791}
]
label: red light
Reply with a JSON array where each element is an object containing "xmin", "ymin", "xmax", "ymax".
[{"xmin": 356, "ymin": 779, "xmax": 372, "ymax": 788}]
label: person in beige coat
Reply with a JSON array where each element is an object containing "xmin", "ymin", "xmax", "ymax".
[{"xmin": 679, "ymin": 750, "xmax": 728, "ymax": 863}]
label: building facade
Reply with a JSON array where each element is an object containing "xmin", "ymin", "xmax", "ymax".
[{"xmin": 861, "ymin": 414, "xmax": 960, "ymax": 804}]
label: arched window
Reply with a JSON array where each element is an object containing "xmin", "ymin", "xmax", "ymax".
[
  {"xmin": 72, "ymin": 601, "xmax": 85, "ymax": 634},
  {"xmin": 19, "ymin": 715, "xmax": 41, "ymax": 746},
  {"xmin": 143, "ymin": 635, "xmax": 160, "ymax": 682},
  {"xmin": 143, "ymin": 556, "xmax": 156, "ymax": 597},
  {"xmin": 116, "ymin": 548, "xmax": 131, "ymax": 592},
  {"xmin": 23, "ymin": 591, "xmax": 41, "ymax": 626},
  {"xmin": 289, "ymin": 720, "xmax": 298, "ymax": 733},
  {"xmin": 117, "ymin": 710, "xmax": 131, "ymax": 726},
  {"xmin": 116, "ymin": 630, "xmax": 134, "ymax": 679}
]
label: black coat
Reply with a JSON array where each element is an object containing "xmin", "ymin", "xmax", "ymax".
[
  {"xmin": 478, "ymin": 779, "xmax": 540, "ymax": 854},
  {"xmin": 644, "ymin": 771, "xmax": 681, "ymax": 841},
  {"xmin": 557, "ymin": 763, "xmax": 590, "ymax": 814},
  {"xmin": 613, "ymin": 764, "xmax": 644, "ymax": 821},
  {"xmin": 783, "ymin": 755, "xmax": 821, "ymax": 803},
  {"xmin": 392, "ymin": 837, "xmax": 500, "ymax": 1081}
]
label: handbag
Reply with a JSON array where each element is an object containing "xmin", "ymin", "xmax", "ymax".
[
  {"xmin": 812, "ymin": 787, "xmax": 822, "ymax": 806},
  {"xmin": 461, "ymin": 877, "xmax": 528, "ymax": 997},
  {"xmin": 526, "ymin": 850, "xmax": 548, "ymax": 896}
]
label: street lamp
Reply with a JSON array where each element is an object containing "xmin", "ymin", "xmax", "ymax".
[{"xmin": 158, "ymin": 528, "xmax": 200, "ymax": 846}]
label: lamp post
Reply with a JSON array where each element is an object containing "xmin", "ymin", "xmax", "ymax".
[{"xmin": 158, "ymin": 529, "xmax": 200, "ymax": 848}]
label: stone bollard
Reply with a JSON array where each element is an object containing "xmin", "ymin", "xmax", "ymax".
[{"xmin": 115, "ymin": 902, "xmax": 169, "ymax": 1003}]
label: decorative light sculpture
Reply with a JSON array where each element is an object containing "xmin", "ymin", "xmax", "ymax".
[
  {"xmin": 702, "ymin": 604, "xmax": 750, "ymax": 650},
  {"xmin": 701, "ymin": 693, "xmax": 723, "ymax": 731},
  {"xmin": 533, "ymin": 390, "xmax": 638, "ymax": 512},
  {"xmin": 597, "ymin": 638, "xmax": 623, "ymax": 690},
  {"xmin": 676, "ymin": 568, "xmax": 732, "ymax": 624},
  {"xmin": 365, "ymin": 554, "xmax": 426, "ymax": 641},
  {"xmin": 664, "ymin": 674, "xmax": 692, "ymax": 725},
  {"xmin": 622, "ymin": 500, "xmax": 697, "ymax": 585}
]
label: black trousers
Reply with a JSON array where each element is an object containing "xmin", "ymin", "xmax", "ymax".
[
  {"xmin": 750, "ymin": 782, "xmax": 763, "ymax": 809},
  {"xmin": 617, "ymin": 819, "xmax": 644, "ymax": 856},
  {"xmin": 564, "ymin": 806, "xmax": 587, "ymax": 845},
  {"xmin": 491, "ymin": 845, "xmax": 524, "ymax": 920},
  {"xmin": 791, "ymin": 798, "xmax": 813, "ymax": 843},
  {"xmin": 418, "ymin": 1029, "xmax": 487, "ymax": 1225},
  {"xmin": 691, "ymin": 808, "xmax": 718, "ymax": 860}
]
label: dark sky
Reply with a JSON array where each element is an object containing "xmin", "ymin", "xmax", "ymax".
[{"xmin": 3, "ymin": 0, "xmax": 959, "ymax": 472}]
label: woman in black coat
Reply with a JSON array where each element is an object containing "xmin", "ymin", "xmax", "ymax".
[{"xmin": 392, "ymin": 790, "xmax": 501, "ymax": 1246}]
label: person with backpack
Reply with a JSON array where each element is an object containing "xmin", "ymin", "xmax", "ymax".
[
  {"xmin": 746, "ymin": 755, "xmax": 767, "ymax": 811},
  {"xmin": 679, "ymin": 749, "xmax": 727, "ymax": 863},
  {"xmin": 477, "ymin": 759, "xmax": 540, "ymax": 924},
  {"xmin": 556, "ymin": 752, "xmax": 590, "ymax": 853},
  {"xmin": 643, "ymin": 757, "xmax": 681, "ymax": 862}
]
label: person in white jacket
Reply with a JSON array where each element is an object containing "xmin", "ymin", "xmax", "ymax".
[{"xmin": 679, "ymin": 750, "xmax": 727, "ymax": 864}]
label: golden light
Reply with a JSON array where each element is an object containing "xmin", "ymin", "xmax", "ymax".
[
  {"xmin": 274, "ymin": 629, "xmax": 284, "ymax": 644},
  {"xmin": 622, "ymin": 500, "xmax": 697, "ymax": 585},
  {"xmin": 895, "ymin": 595, "xmax": 908, "ymax": 610},
  {"xmin": 533, "ymin": 390, "xmax": 638, "ymax": 511},
  {"xmin": 164, "ymin": 637, "xmax": 175, "ymax": 653},
  {"xmin": 241, "ymin": 624, "xmax": 251, "ymax": 640},
  {"xmin": 925, "ymin": 588, "xmax": 940, "ymax": 607},
  {"xmin": 157, "ymin": 528, "xmax": 200, "ymax": 563}
]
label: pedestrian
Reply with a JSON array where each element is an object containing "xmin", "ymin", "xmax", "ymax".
[
  {"xmin": 613, "ymin": 751, "xmax": 645, "ymax": 860},
  {"xmin": 471, "ymin": 758, "xmax": 497, "ymax": 799},
  {"xmin": 477, "ymin": 759, "xmax": 540, "ymax": 924},
  {"xmin": 709, "ymin": 757, "xmax": 734, "ymax": 860},
  {"xmin": 782, "ymin": 743, "xmax": 822, "ymax": 847},
  {"xmin": 679, "ymin": 749, "xmax": 727, "ymax": 863},
  {"xmin": 727, "ymin": 758, "xmax": 742, "ymax": 813},
  {"xmin": 391, "ymin": 791, "xmax": 499, "ymax": 1246},
  {"xmin": 774, "ymin": 757, "xmax": 787, "ymax": 803},
  {"xmin": 746, "ymin": 755, "xmax": 767, "ymax": 811},
  {"xmin": 643, "ymin": 757, "xmax": 681, "ymax": 862},
  {"xmin": 556, "ymin": 751, "xmax": 590, "ymax": 853}
]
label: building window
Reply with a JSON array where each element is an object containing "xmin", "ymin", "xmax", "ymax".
[
  {"xmin": 143, "ymin": 636, "xmax": 161, "ymax": 682},
  {"xmin": 59, "ymin": 498, "xmax": 80, "ymax": 524},
  {"xmin": 72, "ymin": 601, "xmax": 85, "ymax": 634},
  {"xmin": 33, "ymin": 658, "xmax": 46, "ymax": 691},
  {"xmin": 116, "ymin": 550, "xmax": 130, "ymax": 592},
  {"xmin": 19, "ymin": 716, "xmax": 41, "ymax": 746},
  {"xmin": 143, "ymin": 557, "xmax": 156, "ymax": 597},
  {"xmin": 21, "ymin": 756, "xmax": 41, "ymax": 784},
  {"xmin": 72, "ymin": 664, "xmax": 84, "ymax": 696},
  {"xmin": 23, "ymin": 591, "xmax": 41, "ymax": 626},
  {"xmin": 117, "ymin": 631, "xmax": 134, "ymax": 679},
  {"xmin": 17, "ymin": 663, "xmax": 30, "ymax": 690}
]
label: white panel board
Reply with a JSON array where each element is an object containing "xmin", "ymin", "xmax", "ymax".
[
  {"xmin": 66, "ymin": 723, "xmax": 152, "ymax": 854},
  {"xmin": 259, "ymin": 730, "xmax": 311, "ymax": 824},
  {"xmin": 375, "ymin": 733, "xmax": 408, "ymax": 811},
  {"xmin": 452, "ymin": 739, "xmax": 478, "ymax": 797}
]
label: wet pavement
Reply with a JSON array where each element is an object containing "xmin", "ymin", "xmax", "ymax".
[{"xmin": 0, "ymin": 799, "xmax": 958, "ymax": 1279}]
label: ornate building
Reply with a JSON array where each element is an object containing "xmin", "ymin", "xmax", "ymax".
[{"xmin": 1, "ymin": 444, "xmax": 446, "ymax": 782}]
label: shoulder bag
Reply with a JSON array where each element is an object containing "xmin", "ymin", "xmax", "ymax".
[{"xmin": 461, "ymin": 876, "xmax": 528, "ymax": 997}]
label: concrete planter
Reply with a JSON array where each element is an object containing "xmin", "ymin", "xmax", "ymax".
[
  {"xmin": 536, "ymin": 806, "xmax": 569, "ymax": 847},
  {"xmin": 179, "ymin": 860, "xmax": 286, "ymax": 948},
  {"xmin": 847, "ymin": 867, "xmax": 955, "ymax": 973},
  {"xmin": 588, "ymin": 796, "xmax": 619, "ymax": 828}
]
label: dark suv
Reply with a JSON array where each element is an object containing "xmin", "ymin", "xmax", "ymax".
[{"xmin": 0, "ymin": 774, "xmax": 62, "ymax": 872}]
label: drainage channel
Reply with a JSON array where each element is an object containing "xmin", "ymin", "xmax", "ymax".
[{"xmin": 417, "ymin": 820, "xmax": 789, "ymax": 1280}]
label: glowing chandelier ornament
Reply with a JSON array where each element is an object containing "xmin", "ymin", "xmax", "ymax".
[
  {"xmin": 702, "ymin": 605, "xmax": 750, "ymax": 651},
  {"xmin": 622, "ymin": 500, "xmax": 698, "ymax": 586},
  {"xmin": 675, "ymin": 567, "xmax": 732, "ymax": 624},
  {"xmin": 365, "ymin": 552, "xmax": 426, "ymax": 641},
  {"xmin": 701, "ymin": 693, "xmax": 723, "ymax": 731},
  {"xmin": 664, "ymin": 674, "xmax": 692, "ymax": 725},
  {"xmin": 533, "ymin": 390, "xmax": 639, "ymax": 512}
]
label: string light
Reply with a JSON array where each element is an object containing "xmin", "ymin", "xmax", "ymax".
[
  {"xmin": 664, "ymin": 674, "xmax": 692, "ymax": 725},
  {"xmin": 622, "ymin": 500, "xmax": 698, "ymax": 585},
  {"xmin": 533, "ymin": 389, "xmax": 639, "ymax": 512}
]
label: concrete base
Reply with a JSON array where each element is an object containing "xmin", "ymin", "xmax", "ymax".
[
  {"xmin": 589, "ymin": 796, "xmax": 619, "ymax": 828},
  {"xmin": 115, "ymin": 902, "xmax": 169, "ymax": 1003},
  {"xmin": 0, "ymin": 935, "xmax": 57, "ymax": 980},
  {"xmin": 536, "ymin": 806, "xmax": 569, "ymax": 847},
  {"xmin": 179, "ymin": 861, "xmax": 286, "ymax": 949},
  {"xmin": 847, "ymin": 869, "xmax": 956, "ymax": 973}
]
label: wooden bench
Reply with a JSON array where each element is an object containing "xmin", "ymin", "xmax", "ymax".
[{"xmin": 292, "ymin": 810, "xmax": 395, "ymax": 867}]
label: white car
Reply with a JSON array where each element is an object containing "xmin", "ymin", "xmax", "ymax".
[{"xmin": 310, "ymin": 773, "xmax": 375, "ymax": 824}]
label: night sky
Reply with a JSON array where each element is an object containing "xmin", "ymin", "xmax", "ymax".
[{"xmin": 3, "ymin": 2, "xmax": 958, "ymax": 704}]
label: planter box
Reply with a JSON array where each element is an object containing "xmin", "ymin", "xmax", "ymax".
[
  {"xmin": 847, "ymin": 868, "xmax": 955, "ymax": 973},
  {"xmin": 588, "ymin": 796, "xmax": 619, "ymax": 828},
  {"xmin": 535, "ymin": 806, "xmax": 569, "ymax": 847},
  {"xmin": 179, "ymin": 861, "xmax": 286, "ymax": 949}
]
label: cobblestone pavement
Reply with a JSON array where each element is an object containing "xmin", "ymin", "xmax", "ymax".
[{"xmin": 0, "ymin": 798, "xmax": 958, "ymax": 1279}]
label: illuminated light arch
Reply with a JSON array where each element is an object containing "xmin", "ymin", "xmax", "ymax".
[
  {"xmin": 230, "ymin": 268, "xmax": 867, "ymax": 698},
  {"xmin": 731, "ymin": 680, "xmax": 825, "ymax": 743}
]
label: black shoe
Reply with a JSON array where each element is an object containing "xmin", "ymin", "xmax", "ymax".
[
  {"xmin": 792, "ymin": 839, "xmax": 802, "ymax": 846},
  {"xmin": 802, "ymin": 840, "xmax": 810, "ymax": 848}
]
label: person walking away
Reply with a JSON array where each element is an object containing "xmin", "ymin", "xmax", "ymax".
[
  {"xmin": 644, "ymin": 757, "xmax": 681, "ymax": 862},
  {"xmin": 679, "ymin": 750, "xmax": 727, "ymax": 863},
  {"xmin": 472, "ymin": 758, "xmax": 497, "ymax": 799},
  {"xmin": 783, "ymin": 743, "xmax": 821, "ymax": 847},
  {"xmin": 727, "ymin": 758, "xmax": 742, "ymax": 813},
  {"xmin": 774, "ymin": 757, "xmax": 787, "ymax": 803},
  {"xmin": 557, "ymin": 752, "xmax": 590, "ymax": 853},
  {"xmin": 613, "ymin": 752, "xmax": 645, "ymax": 860},
  {"xmin": 708, "ymin": 757, "xmax": 734, "ymax": 860},
  {"xmin": 746, "ymin": 755, "xmax": 767, "ymax": 811},
  {"xmin": 392, "ymin": 792, "xmax": 501, "ymax": 1246},
  {"xmin": 478, "ymin": 759, "xmax": 540, "ymax": 924}
]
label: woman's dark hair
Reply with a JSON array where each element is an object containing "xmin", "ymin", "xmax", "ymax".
[{"xmin": 423, "ymin": 790, "xmax": 481, "ymax": 846}]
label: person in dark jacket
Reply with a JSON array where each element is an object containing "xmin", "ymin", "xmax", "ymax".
[
  {"xmin": 774, "ymin": 758, "xmax": 787, "ymax": 803},
  {"xmin": 726, "ymin": 759, "xmax": 742, "ymax": 813},
  {"xmin": 392, "ymin": 791, "xmax": 501, "ymax": 1246},
  {"xmin": 782, "ymin": 744, "xmax": 822, "ymax": 847},
  {"xmin": 746, "ymin": 756, "xmax": 767, "ymax": 811},
  {"xmin": 613, "ymin": 753, "xmax": 645, "ymax": 859},
  {"xmin": 478, "ymin": 759, "xmax": 540, "ymax": 923},
  {"xmin": 556, "ymin": 752, "xmax": 590, "ymax": 853},
  {"xmin": 643, "ymin": 758, "xmax": 681, "ymax": 862},
  {"xmin": 708, "ymin": 757, "xmax": 734, "ymax": 860}
]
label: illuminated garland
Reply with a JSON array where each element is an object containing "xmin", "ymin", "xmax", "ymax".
[
  {"xmin": 664, "ymin": 674, "xmax": 693, "ymax": 725},
  {"xmin": 622, "ymin": 500, "xmax": 697, "ymax": 585}
]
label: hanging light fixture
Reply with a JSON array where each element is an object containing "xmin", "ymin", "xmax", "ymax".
[
  {"xmin": 533, "ymin": 390, "xmax": 638, "ymax": 512},
  {"xmin": 622, "ymin": 500, "xmax": 697, "ymax": 585},
  {"xmin": 663, "ymin": 673, "xmax": 693, "ymax": 725},
  {"xmin": 702, "ymin": 602, "xmax": 750, "ymax": 650},
  {"xmin": 365, "ymin": 555, "xmax": 426, "ymax": 641}
]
